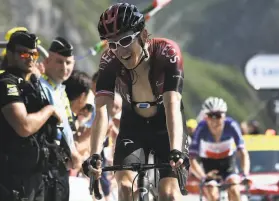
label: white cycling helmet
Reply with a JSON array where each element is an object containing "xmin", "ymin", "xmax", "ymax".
[{"xmin": 202, "ymin": 97, "xmax": 228, "ymax": 113}]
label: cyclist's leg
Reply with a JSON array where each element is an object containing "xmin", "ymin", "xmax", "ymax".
[
  {"xmin": 151, "ymin": 132, "xmax": 183, "ymax": 201},
  {"xmin": 225, "ymin": 174, "xmax": 241, "ymax": 201},
  {"xmin": 202, "ymin": 180, "xmax": 219, "ymax": 201},
  {"xmin": 113, "ymin": 133, "xmax": 146, "ymax": 201},
  {"xmin": 158, "ymin": 177, "xmax": 181, "ymax": 201}
]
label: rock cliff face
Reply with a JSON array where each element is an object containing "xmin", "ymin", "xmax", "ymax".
[{"xmin": 1, "ymin": 0, "xmax": 109, "ymax": 74}]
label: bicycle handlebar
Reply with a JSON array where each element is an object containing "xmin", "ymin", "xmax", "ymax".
[
  {"xmin": 90, "ymin": 162, "xmax": 189, "ymax": 200},
  {"xmin": 102, "ymin": 163, "xmax": 171, "ymax": 172}
]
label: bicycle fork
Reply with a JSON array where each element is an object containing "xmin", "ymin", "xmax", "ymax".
[{"xmin": 137, "ymin": 171, "xmax": 150, "ymax": 201}]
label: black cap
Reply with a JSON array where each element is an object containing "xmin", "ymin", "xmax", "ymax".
[
  {"xmin": 7, "ymin": 31, "xmax": 38, "ymax": 51},
  {"xmin": 49, "ymin": 37, "xmax": 73, "ymax": 57}
]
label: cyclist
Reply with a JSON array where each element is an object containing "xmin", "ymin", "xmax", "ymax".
[
  {"xmin": 82, "ymin": 3, "xmax": 189, "ymax": 201},
  {"xmin": 189, "ymin": 97, "xmax": 250, "ymax": 201}
]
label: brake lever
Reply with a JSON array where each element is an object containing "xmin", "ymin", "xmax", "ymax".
[
  {"xmin": 89, "ymin": 154, "xmax": 103, "ymax": 200},
  {"xmin": 88, "ymin": 171, "xmax": 103, "ymax": 199},
  {"xmin": 93, "ymin": 179, "xmax": 102, "ymax": 200},
  {"xmin": 89, "ymin": 175, "xmax": 94, "ymax": 195},
  {"xmin": 176, "ymin": 166, "xmax": 188, "ymax": 196}
]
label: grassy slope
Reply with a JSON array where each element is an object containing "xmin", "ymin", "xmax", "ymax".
[{"xmin": 182, "ymin": 53, "xmax": 259, "ymax": 122}]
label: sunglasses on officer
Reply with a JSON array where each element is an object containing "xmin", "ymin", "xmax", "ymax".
[
  {"xmin": 207, "ymin": 112, "xmax": 225, "ymax": 119},
  {"xmin": 19, "ymin": 51, "xmax": 39, "ymax": 60},
  {"xmin": 15, "ymin": 50, "xmax": 39, "ymax": 60},
  {"xmin": 108, "ymin": 31, "xmax": 140, "ymax": 50}
]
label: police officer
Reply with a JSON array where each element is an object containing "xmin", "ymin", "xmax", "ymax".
[
  {"xmin": 0, "ymin": 31, "xmax": 62, "ymax": 201},
  {"xmin": 40, "ymin": 37, "xmax": 81, "ymax": 201}
]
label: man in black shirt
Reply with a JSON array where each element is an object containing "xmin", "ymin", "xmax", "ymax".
[{"xmin": 0, "ymin": 31, "xmax": 62, "ymax": 201}]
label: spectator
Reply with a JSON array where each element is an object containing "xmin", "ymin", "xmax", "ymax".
[
  {"xmin": 40, "ymin": 36, "xmax": 81, "ymax": 201},
  {"xmin": 64, "ymin": 69, "xmax": 92, "ymax": 118},
  {"xmin": 240, "ymin": 121, "xmax": 249, "ymax": 135},
  {"xmin": 248, "ymin": 120, "xmax": 261, "ymax": 134},
  {"xmin": 76, "ymin": 90, "xmax": 95, "ymax": 130},
  {"xmin": 63, "ymin": 70, "xmax": 93, "ymax": 160},
  {"xmin": 186, "ymin": 119, "xmax": 198, "ymax": 144},
  {"xmin": 74, "ymin": 90, "xmax": 95, "ymax": 159},
  {"xmin": 0, "ymin": 31, "xmax": 60, "ymax": 201},
  {"xmin": 265, "ymin": 129, "xmax": 276, "ymax": 136},
  {"xmin": 186, "ymin": 119, "xmax": 198, "ymax": 136}
]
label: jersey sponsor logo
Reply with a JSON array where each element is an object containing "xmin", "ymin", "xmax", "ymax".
[
  {"xmin": 100, "ymin": 52, "xmax": 116, "ymax": 70},
  {"xmin": 101, "ymin": 51, "xmax": 115, "ymax": 64},
  {"xmin": 161, "ymin": 44, "xmax": 180, "ymax": 63},
  {"xmin": 126, "ymin": 94, "xmax": 131, "ymax": 103},
  {"xmin": 121, "ymin": 139, "xmax": 134, "ymax": 147},
  {"xmin": 172, "ymin": 71, "xmax": 183, "ymax": 79},
  {"xmin": 18, "ymin": 78, "xmax": 23, "ymax": 83},
  {"xmin": 156, "ymin": 81, "xmax": 164, "ymax": 86},
  {"xmin": 157, "ymin": 95, "xmax": 163, "ymax": 104},
  {"xmin": 205, "ymin": 149, "xmax": 230, "ymax": 159},
  {"xmin": 138, "ymin": 187, "xmax": 148, "ymax": 200},
  {"xmin": 6, "ymin": 84, "xmax": 19, "ymax": 96},
  {"xmin": 199, "ymin": 138, "xmax": 235, "ymax": 159},
  {"xmin": 101, "ymin": 53, "xmax": 112, "ymax": 63},
  {"xmin": 136, "ymin": 103, "xmax": 151, "ymax": 109}
]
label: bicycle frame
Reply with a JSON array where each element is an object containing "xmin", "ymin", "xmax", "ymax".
[{"xmin": 90, "ymin": 163, "xmax": 187, "ymax": 201}]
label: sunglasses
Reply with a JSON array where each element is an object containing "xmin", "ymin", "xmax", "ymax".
[
  {"xmin": 108, "ymin": 31, "xmax": 140, "ymax": 50},
  {"xmin": 82, "ymin": 104, "xmax": 93, "ymax": 112},
  {"xmin": 18, "ymin": 51, "xmax": 39, "ymax": 60},
  {"xmin": 207, "ymin": 112, "xmax": 224, "ymax": 119}
]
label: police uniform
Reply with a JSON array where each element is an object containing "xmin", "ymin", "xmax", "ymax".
[
  {"xmin": 0, "ymin": 32, "xmax": 47, "ymax": 201},
  {"xmin": 41, "ymin": 37, "xmax": 75, "ymax": 201}
]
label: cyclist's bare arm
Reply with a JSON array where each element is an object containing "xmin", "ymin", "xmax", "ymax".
[
  {"xmin": 231, "ymin": 121, "xmax": 250, "ymax": 175},
  {"xmin": 189, "ymin": 157, "xmax": 206, "ymax": 180},
  {"xmin": 238, "ymin": 148, "xmax": 250, "ymax": 175},
  {"xmin": 90, "ymin": 95, "xmax": 114, "ymax": 154},
  {"xmin": 1, "ymin": 103, "xmax": 55, "ymax": 137},
  {"xmin": 189, "ymin": 125, "xmax": 206, "ymax": 180},
  {"xmin": 161, "ymin": 40, "xmax": 185, "ymax": 156},
  {"xmin": 163, "ymin": 91, "xmax": 183, "ymax": 151}
]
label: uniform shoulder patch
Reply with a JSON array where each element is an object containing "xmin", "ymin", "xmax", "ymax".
[{"xmin": 6, "ymin": 84, "xmax": 19, "ymax": 96}]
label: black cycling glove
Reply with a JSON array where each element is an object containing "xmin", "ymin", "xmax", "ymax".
[
  {"xmin": 169, "ymin": 149, "xmax": 190, "ymax": 196},
  {"xmin": 82, "ymin": 154, "xmax": 103, "ymax": 177},
  {"xmin": 169, "ymin": 149, "xmax": 190, "ymax": 169}
]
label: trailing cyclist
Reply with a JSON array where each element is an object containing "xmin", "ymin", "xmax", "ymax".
[{"xmin": 189, "ymin": 97, "xmax": 250, "ymax": 201}]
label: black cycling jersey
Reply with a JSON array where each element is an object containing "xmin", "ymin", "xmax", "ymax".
[
  {"xmin": 96, "ymin": 38, "xmax": 184, "ymax": 110},
  {"xmin": 96, "ymin": 38, "xmax": 188, "ymax": 179}
]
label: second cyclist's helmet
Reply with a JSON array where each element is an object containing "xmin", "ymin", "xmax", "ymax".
[
  {"xmin": 202, "ymin": 97, "xmax": 228, "ymax": 113},
  {"xmin": 98, "ymin": 3, "xmax": 145, "ymax": 40}
]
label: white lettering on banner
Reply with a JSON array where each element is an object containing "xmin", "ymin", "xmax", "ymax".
[{"xmin": 245, "ymin": 54, "xmax": 279, "ymax": 90}]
